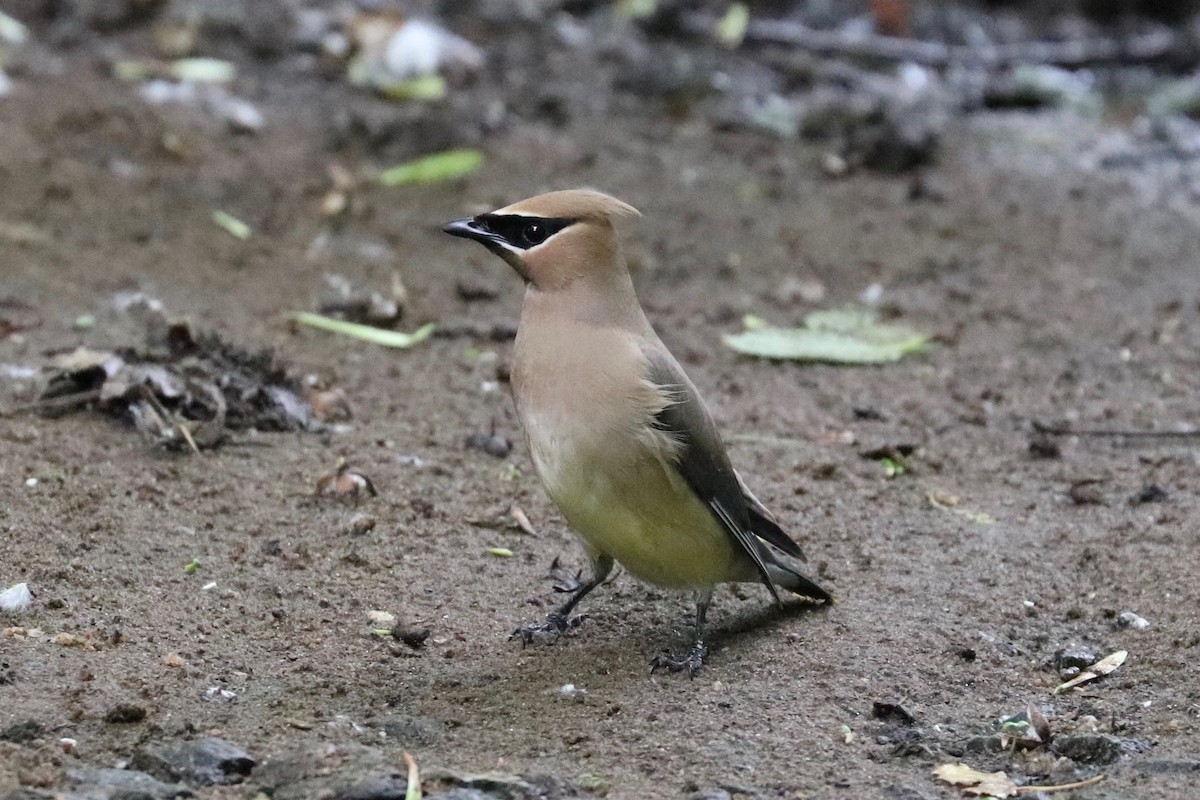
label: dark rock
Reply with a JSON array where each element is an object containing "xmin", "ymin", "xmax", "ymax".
[
  {"xmin": 1135, "ymin": 759, "xmax": 1200, "ymax": 773},
  {"xmin": 887, "ymin": 784, "xmax": 937, "ymax": 800},
  {"xmin": 103, "ymin": 703, "xmax": 147, "ymax": 724},
  {"xmin": 253, "ymin": 743, "xmax": 391, "ymax": 800},
  {"xmin": 1130, "ymin": 483, "xmax": 1169, "ymax": 505},
  {"xmin": 686, "ymin": 790, "xmax": 732, "ymax": 800},
  {"xmin": 424, "ymin": 770, "xmax": 565, "ymax": 800},
  {"xmin": 1068, "ymin": 480, "xmax": 1105, "ymax": 506},
  {"xmin": 335, "ymin": 775, "xmax": 408, "ymax": 800},
  {"xmin": 877, "ymin": 726, "xmax": 924, "ymax": 747},
  {"xmin": 465, "ymin": 432, "xmax": 512, "ymax": 459},
  {"xmin": 375, "ymin": 715, "xmax": 443, "ymax": 747},
  {"xmin": 455, "ymin": 278, "xmax": 500, "ymax": 302},
  {"xmin": 64, "ymin": 767, "xmax": 192, "ymax": 799},
  {"xmin": 1053, "ymin": 733, "xmax": 1123, "ymax": 765},
  {"xmin": 391, "ymin": 626, "xmax": 431, "ymax": 650},
  {"xmin": 0, "ymin": 720, "xmax": 44, "ymax": 743},
  {"xmin": 131, "ymin": 737, "xmax": 256, "ymax": 786},
  {"xmin": 872, "ymin": 702, "xmax": 916, "ymax": 726},
  {"xmin": 426, "ymin": 791, "xmax": 495, "ymax": 800},
  {"xmin": 1028, "ymin": 435, "xmax": 1061, "ymax": 459},
  {"xmin": 964, "ymin": 734, "xmax": 1004, "ymax": 754},
  {"xmin": 1055, "ymin": 645, "xmax": 1096, "ymax": 671}
]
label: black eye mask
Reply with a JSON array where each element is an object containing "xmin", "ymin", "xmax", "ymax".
[{"xmin": 473, "ymin": 214, "xmax": 576, "ymax": 250}]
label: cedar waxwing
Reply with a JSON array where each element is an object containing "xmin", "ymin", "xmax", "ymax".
[{"xmin": 443, "ymin": 189, "xmax": 831, "ymax": 673}]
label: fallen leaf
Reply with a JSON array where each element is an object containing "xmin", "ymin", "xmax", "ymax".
[
  {"xmin": 1054, "ymin": 649, "xmax": 1127, "ymax": 694},
  {"xmin": 715, "ymin": 3, "xmax": 749, "ymax": 48},
  {"xmin": 724, "ymin": 308, "xmax": 928, "ymax": 364},
  {"xmin": 377, "ymin": 75, "xmax": 446, "ymax": 101},
  {"xmin": 212, "ymin": 210, "xmax": 252, "ymax": 240},
  {"xmin": 936, "ymin": 763, "xmax": 1106, "ymax": 797},
  {"xmin": 377, "ymin": 149, "xmax": 482, "ymax": 186},
  {"xmin": 933, "ymin": 763, "xmax": 1017, "ymax": 798},
  {"xmin": 290, "ymin": 312, "xmax": 435, "ymax": 349}
]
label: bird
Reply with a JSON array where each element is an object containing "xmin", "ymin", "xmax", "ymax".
[{"xmin": 443, "ymin": 189, "xmax": 831, "ymax": 673}]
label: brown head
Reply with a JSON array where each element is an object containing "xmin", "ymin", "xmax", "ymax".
[{"xmin": 443, "ymin": 189, "xmax": 640, "ymax": 292}]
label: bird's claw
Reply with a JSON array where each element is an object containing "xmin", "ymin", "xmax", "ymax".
[
  {"xmin": 650, "ymin": 640, "xmax": 708, "ymax": 677},
  {"xmin": 509, "ymin": 611, "xmax": 587, "ymax": 647}
]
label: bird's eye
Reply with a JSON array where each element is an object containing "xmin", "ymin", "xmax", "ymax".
[{"xmin": 522, "ymin": 222, "xmax": 548, "ymax": 246}]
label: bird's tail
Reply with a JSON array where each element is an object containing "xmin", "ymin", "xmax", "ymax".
[{"xmin": 766, "ymin": 561, "xmax": 834, "ymax": 605}]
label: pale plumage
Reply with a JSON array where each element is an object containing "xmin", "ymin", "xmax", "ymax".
[{"xmin": 443, "ymin": 189, "xmax": 830, "ymax": 673}]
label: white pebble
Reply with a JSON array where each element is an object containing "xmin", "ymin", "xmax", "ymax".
[{"xmin": 0, "ymin": 582, "xmax": 32, "ymax": 612}]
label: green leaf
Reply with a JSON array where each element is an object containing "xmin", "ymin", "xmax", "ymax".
[
  {"xmin": 723, "ymin": 308, "xmax": 928, "ymax": 364},
  {"xmin": 715, "ymin": 3, "xmax": 749, "ymax": 48},
  {"xmin": 170, "ymin": 57, "xmax": 236, "ymax": 84},
  {"xmin": 212, "ymin": 210, "xmax": 252, "ymax": 240},
  {"xmin": 614, "ymin": 0, "xmax": 658, "ymax": 20},
  {"xmin": 378, "ymin": 149, "xmax": 483, "ymax": 187},
  {"xmin": 290, "ymin": 312, "xmax": 436, "ymax": 349},
  {"xmin": 376, "ymin": 74, "xmax": 447, "ymax": 101}
]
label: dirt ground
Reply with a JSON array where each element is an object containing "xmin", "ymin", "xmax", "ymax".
[{"xmin": 2, "ymin": 7, "xmax": 1200, "ymax": 800}]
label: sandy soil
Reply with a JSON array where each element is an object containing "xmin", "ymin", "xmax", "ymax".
[{"xmin": 2, "ymin": 12, "xmax": 1200, "ymax": 800}]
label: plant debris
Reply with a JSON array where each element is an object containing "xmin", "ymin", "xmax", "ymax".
[
  {"xmin": 1054, "ymin": 649, "xmax": 1127, "ymax": 694},
  {"xmin": 403, "ymin": 750, "xmax": 422, "ymax": 800},
  {"xmin": 0, "ymin": 298, "xmax": 41, "ymax": 340},
  {"xmin": 315, "ymin": 458, "xmax": 377, "ymax": 501},
  {"xmin": 724, "ymin": 308, "xmax": 928, "ymax": 364},
  {"xmin": 933, "ymin": 763, "xmax": 1105, "ymax": 797},
  {"xmin": 290, "ymin": 312, "xmax": 435, "ymax": 349},
  {"xmin": 211, "ymin": 210, "xmax": 252, "ymax": 240},
  {"xmin": 316, "ymin": 272, "xmax": 407, "ymax": 328},
  {"xmin": 377, "ymin": 149, "xmax": 483, "ymax": 187},
  {"xmin": 33, "ymin": 313, "xmax": 315, "ymax": 450}
]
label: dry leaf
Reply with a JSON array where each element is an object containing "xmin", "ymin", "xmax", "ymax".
[
  {"xmin": 934, "ymin": 763, "xmax": 1017, "ymax": 798},
  {"xmin": 1054, "ymin": 649, "xmax": 1127, "ymax": 694}
]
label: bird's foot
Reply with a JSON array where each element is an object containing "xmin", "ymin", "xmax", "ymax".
[
  {"xmin": 650, "ymin": 640, "xmax": 708, "ymax": 677},
  {"xmin": 548, "ymin": 557, "xmax": 584, "ymax": 594},
  {"xmin": 509, "ymin": 611, "xmax": 587, "ymax": 647}
]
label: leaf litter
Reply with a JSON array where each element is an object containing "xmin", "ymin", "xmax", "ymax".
[
  {"xmin": 1054, "ymin": 649, "xmax": 1127, "ymax": 694},
  {"xmin": 27, "ymin": 297, "xmax": 320, "ymax": 450},
  {"xmin": 724, "ymin": 308, "xmax": 929, "ymax": 363},
  {"xmin": 934, "ymin": 763, "xmax": 1105, "ymax": 797}
]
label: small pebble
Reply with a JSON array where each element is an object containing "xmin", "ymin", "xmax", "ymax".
[{"xmin": 1117, "ymin": 610, "xmax": 1149, "ymax": 630}]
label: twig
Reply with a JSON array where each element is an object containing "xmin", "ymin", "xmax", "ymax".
[
  {"xmin": 1033, "ymin": 421, "xmax": 1200, "ymax": 438},
  {"xmin": 680, "ymin": 12, "xmax": 1178, "ymax": 69},
  {"xmin": 0, "ymin": 388, "xmax": 103, "ymax": 416},
  {"xmin": 1017, "ymin": 772, "xmax": 1105, "ymax": 794},
  {"xmin": 728, "ymin": 433, "xmax": 810, "ymax": 447}
]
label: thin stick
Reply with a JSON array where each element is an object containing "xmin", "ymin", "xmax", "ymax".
[
  {"xmin": 1034, "ymin": 422, "xmax": 1200, "ymax": 438},
  {"xmin": 680, "ymin": 13, "xmax": 1177, "ymax": 69},
  {"xmin": 1017, "ymin": 773, "xmax": 1105, "ymax": 794},
  {"xmin": 177, "ymin": 423, "xmax": 200, "ymax": 455},
  {"xmin": 0, "ymin": 389, "xmax": 102, "ymax": 416}
]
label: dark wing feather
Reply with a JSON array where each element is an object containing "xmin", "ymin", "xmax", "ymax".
[
  {"xmin": 644, "ymin": 348, "xmax": 803, "ymax": 599},
  {"xmin": 739, "ymin": 478, "xmax": 806, "ymax": 561}
]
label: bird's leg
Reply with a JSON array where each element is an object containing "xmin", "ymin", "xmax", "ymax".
[
  {"xmin": 650, "ymin": 590, "xmax": 711, "ymax": 677},
  {"xmin": 510, "ymin": 554, "xmax": 613, "ymax": 646}
]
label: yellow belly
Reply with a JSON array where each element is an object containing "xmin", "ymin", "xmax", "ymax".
[{"xmin": 528, "ymin": 426, "xmax": 740, "ymax": 588}]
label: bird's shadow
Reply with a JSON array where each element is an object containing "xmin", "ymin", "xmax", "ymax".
[{"xmin": 649, "ymin": 597, "xmax": 832, "ymax": 660}]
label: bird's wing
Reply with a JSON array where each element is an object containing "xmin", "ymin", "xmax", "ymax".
[{"xmin": 642, "ymin": 347, "xmax": 805, "ymax": 600}]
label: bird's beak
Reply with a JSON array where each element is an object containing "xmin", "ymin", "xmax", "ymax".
[{"xmin": 442, "ymin": 217, "xmax": 495, "ymax": 244}]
